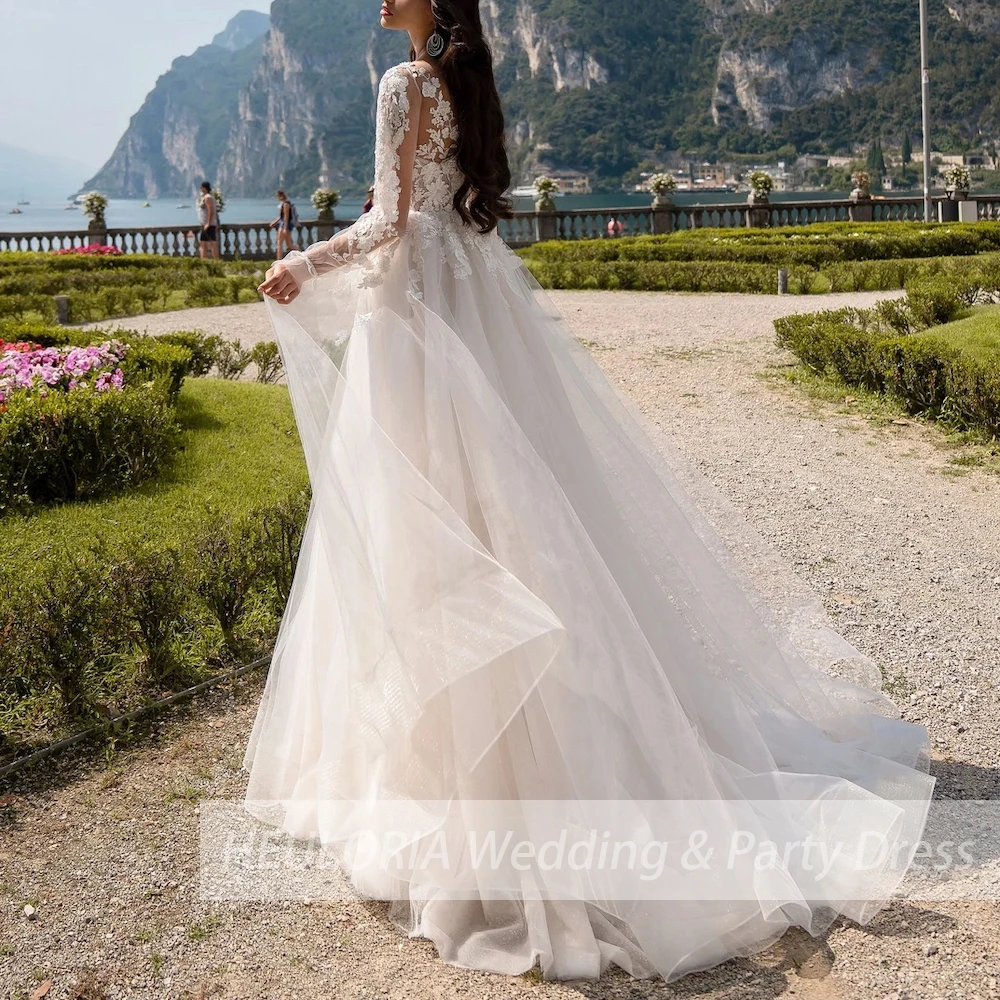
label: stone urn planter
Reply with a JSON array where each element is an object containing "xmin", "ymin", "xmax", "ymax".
[
  {"xmin": 941, "ymin": 186, "xmax": 977, "ymax": 223},
  {"xmin": 316, "ymin": 206, "xmax": 336, "ymax": 240},
  {"xmin": 533, "ymin": 196, "xmax": 558, "ymax": 241},
  {"xmin": 312, "ymin": 189, "xmax": 341, "ymax": 240},
  {"xmin": 849, "ymin": 188, "xmax": 874, "ymax": 223},
  {"xmin": 650, "ymin": 193, "xmax": 674, "ymax": 235},
  {"xmin": 939, "ymin": 193, "xmax": 961, "ymax": 223},
  {"xmin": 86, "ymin": 216, "xmax": 108, "ymax": 247},
  {"xmin": 746, "ymin": 192, "xmax": 770, "ymax": 229}
]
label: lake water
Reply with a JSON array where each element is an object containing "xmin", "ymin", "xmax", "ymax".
[{"xmin": 0, "ymin": 191, "xmax": 890, "ymax": 235}]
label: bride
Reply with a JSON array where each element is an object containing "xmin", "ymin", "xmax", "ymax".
[{"xmin": 246, "ymin": 0, "xmax": 934, "ymax": 983}]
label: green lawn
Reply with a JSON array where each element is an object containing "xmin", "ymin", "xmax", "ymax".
[
  {"xmin": 0, "ymin": 378, "xmax": 308, "ymax": 571},
  {"xmin": 916, "ymin": 304, "xmax": 1000, "ymax": 360}
]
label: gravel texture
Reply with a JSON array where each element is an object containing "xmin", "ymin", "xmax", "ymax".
[{"xmin": 6, "ymin": 291, "xmax": 1000, "ymax": 1000}]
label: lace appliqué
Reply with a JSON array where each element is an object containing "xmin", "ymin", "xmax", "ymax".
[{"xmin": 288, "ymin": 61, "xmax": 522, "ymax": 296}]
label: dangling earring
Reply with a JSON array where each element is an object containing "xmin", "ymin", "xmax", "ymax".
[{"xmin": 426, "ymin": 27, "xmax": 446, "ymax": 58}]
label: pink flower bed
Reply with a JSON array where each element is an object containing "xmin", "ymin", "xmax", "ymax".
[
  {"xmin": 52, "ymin": 245, "xmax": 123, "ymax": 256},
  {"xmin": 0, "ymin": 341, "xmax": 128, "ymax": 406}
]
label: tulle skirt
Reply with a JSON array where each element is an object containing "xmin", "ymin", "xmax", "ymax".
[{"xmin": 242, "ymin": 213, "xmax": 934, "ymax": 981}]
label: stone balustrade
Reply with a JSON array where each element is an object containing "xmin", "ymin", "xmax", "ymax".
[{"xmin": 4, "ymin": 196, "xmax": 1000, "ymax": 259}]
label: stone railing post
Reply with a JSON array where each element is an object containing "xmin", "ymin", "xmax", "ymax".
[
  {"xmin": 317, "ymin": 209, "xmax": 336, "ymax": 242},
  {"xmin": 534, "ymin": 204, "xmax": 558, "ymax": 242},
  {"xmin": 651, "ymin": 196, "xmax": 674, "ymax": 236},
  {"xmin": 746, "ymin": 194, "xmax": 770, "ymax": 228},
  {"xmin": 87, "ymin": 217, "xmax": 108, "ymax": 247},
  {"xmin": 958, "ymin": 197, "xmax": 978, "ymax": 224},
  {"xmin": 938, "ymin": 198, "xmax": 958, "ymax": 223},
  {"xmin": 848, "ymin": 192, "xmax": 874, "ymax": 223}
]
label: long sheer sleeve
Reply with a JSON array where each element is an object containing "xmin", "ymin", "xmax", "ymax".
[{"xmin": 280, "ymin": 64, "xmax": 421, "ymax": 284}]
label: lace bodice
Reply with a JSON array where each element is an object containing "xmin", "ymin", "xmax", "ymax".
[
  {"xmin": 282, "ymin": 62, "xmax": 487, "ymax": 288},
  {"xmin": 411, "ymin": 69, "xmax": 464, "ymax": 212}
]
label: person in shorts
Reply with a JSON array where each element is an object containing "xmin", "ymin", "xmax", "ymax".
[
  {"xmin": 271, "ymin": 190, "xmax": 300, "ymax": 259},
  {"xmin": 198, "ymin": 182, "xmax": 220, "ymax": 259}
]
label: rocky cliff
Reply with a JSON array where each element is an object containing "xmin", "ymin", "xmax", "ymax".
[
  {"xmin": 82, "ymin": 11, "xmax": 271, "ymax": 198},
  {"xmin": 91, "ymin": 0, "xmax": 1000, "ymax": 197}
]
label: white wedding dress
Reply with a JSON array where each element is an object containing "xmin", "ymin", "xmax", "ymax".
[{"xmin": 242, "ymin": 62, "xmax": 935, "ymax": 981}]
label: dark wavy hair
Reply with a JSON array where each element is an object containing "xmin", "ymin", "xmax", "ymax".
[{"xmin": 410, "ymin": 0, "xmax": 512, "ymax": 233}]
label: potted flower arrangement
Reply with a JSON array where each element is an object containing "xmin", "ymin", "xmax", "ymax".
[
  {"xmin": 211, "ymin": 188, "xmax": 226, "ymax": 215},
  {"xmin": 850, "ymin": 170, "xmax": 872, "ymax": 200},
  {"xmin": 533, "ymin": 176, "xmax": 560, "ymax": 212},
  {"xmin": 945, "ymin": 164, "xmax": 971, "ymax": 201},
  {"xmin": 747, "ymin": 171, "xmax": 773, "ymax": 205},
  {"xmin": 312, "ymin": 188, "xmax": 341, "ymax": 221},
  {"xmin": 81, "ymin": 191, "xmax": 108, "ymax": 229},
  {"xmin": 648, "ymin": 172, "xmax": 676, "ymax": 207}
]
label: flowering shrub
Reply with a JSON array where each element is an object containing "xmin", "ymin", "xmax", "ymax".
[
  {"xmin": 312, "ymin": 188, "xmax": 341, "ymax": 213},
  {"xmin": 52, "ymin": 244, "xmax": 123, "ymax": 256},
  {"xmin": 0, "ymin": 341, "xmax": 127, "ymax": 406},
  {"xmin": 212, "ymin": 188, "xmax": 226, "ymax": 214},
  {"xmin": 945, "ymin": 165, "xmax": 972, "ymax": 192},
  {"xmin": 81, "ymin": 191, "xmax": 108, "ymax": 223},
  {"xmin": 534, "ymin": 176, "xmax": 561, "ymax": 198},
  {"xmin": 748, "ymin": 171, "xmax": 774, "ymax": 198},
  {"xmin": 648, "ymin": 173, "xmax": 677, "ymax": 196},
  {"xmin": 0, "ymin": 340, "xmax": 39, "ymax": 354},
  {"xmin": 0, "ymin": 330, "xmax": 191, "ymax": 509}
]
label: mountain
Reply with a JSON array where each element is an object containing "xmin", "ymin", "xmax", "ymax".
[
  {"xmin": 82, "ymin": 10, "xmax": 272, "ymax": 199},
  {"xmin": 92, "ymin": 0, "xmax": 1000, "ymax": 198},
  {"xmin": 0, "ymin": 143, "xmax": 94, "ymax": 204},
  {"xmin": 213, "ymin": 9, "xmax": 271, "ymax": 51}
]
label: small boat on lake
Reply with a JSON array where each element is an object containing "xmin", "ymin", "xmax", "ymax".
[
  {"xmin": 8, "ymin": 207, "xmax": 23, "ymax": 215},
  {"xmin": 511, "ymin": 185, "xmax": 566, "ymax": 198}
]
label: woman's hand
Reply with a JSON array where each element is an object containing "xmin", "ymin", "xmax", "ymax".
[{"xmin": 258, "ymin": 261, "xmax": 303, "ymax": 304}]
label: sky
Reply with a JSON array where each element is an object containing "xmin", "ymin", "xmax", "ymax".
[{"xmin": 0, "ymin": 0, "xmax": 272, "ymax": 173}]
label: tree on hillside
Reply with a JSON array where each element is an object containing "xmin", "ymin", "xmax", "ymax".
[
  {"xmin": 864, "ymin": 139, "xmax": 886, "ymax": 190},
  {"xmin": 902, "ymin": 132, "xmax": 913, "ymax": 164}
]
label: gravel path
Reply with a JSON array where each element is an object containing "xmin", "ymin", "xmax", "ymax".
[{"xmin": 7, "ymin": 291, "xmax": 1000, "ymax": 1000}]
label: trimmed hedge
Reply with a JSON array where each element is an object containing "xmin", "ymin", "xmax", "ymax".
[
  {"xmin": 522, "ymin": 222, "xmax": 1000, "ymax": 267},
  {"xmin": 0, "ymin": 491, "xmax": 310, "ymax": 742},
  {"xmin": 0, "ymin": 377, "xmax": 310, "ymax": 755},
  {"xmin": 0, "ymin": 252, "xmax": 264, "ymax": 323},
  {"xmin": 0, "ymin": 380, "xmax": 182, "ymax": 512},
  {"xmin": 518, "ymin": 222, "xmax": 1000, "ymax": 295},
  {"xmin": 523, "ymin": 258, "xmax": 780, "ymax": 293},
  {"xmin": 774, "ymin": 277, "xmax": 1000, "ymax": 437},
  {"xmin": 0, "ymin": 321, "xmax": 283, "ymax": 384}
]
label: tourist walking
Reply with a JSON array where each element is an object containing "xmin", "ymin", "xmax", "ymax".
[
  {"xmin": 270, "ymin": 190, "xmax": 300, "ymax": 259},
  {"xmin": 197, "ymin": 182, "xmax": 219, "ymax": 260},
  {"xmin": 251, "ymin": 0, "xmax": 933, "ymax": 984}
]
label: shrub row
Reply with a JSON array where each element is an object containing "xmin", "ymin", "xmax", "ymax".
[
  {"xmin": 0, "ymin": 490, "xmax": 310, "ymax": 749},
  {"xmin": 0, "ymin": 335, "xmax": 193, "ymax": 512},
  {"xmin": 0, "ymin": 253, "xmax": 264, "ymax": 322},
  {"xmin": 522, "ymin": 222, "xmax": 1000, "ymax": 268},
  {"xmin": 1, "ymin": 321, "xmax": 284, "ymax": 385},
  {"xmin": 524, "ymin": 249, "xmax": 1000, "ymax": 296},
  {"xmin": 524, "ymin": 258, "xmax": 781, "ymax": 293},
  {"xmin": 0, "ymin": 380, "xmax": 182, "ymax": 512},
  {"xmin": 774, "ymin": 277, "xmax": 1000, "ymax": 437},
  {"xmin": 0, "ymin": 252, "xmax": 248, "ymax": 274}
]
